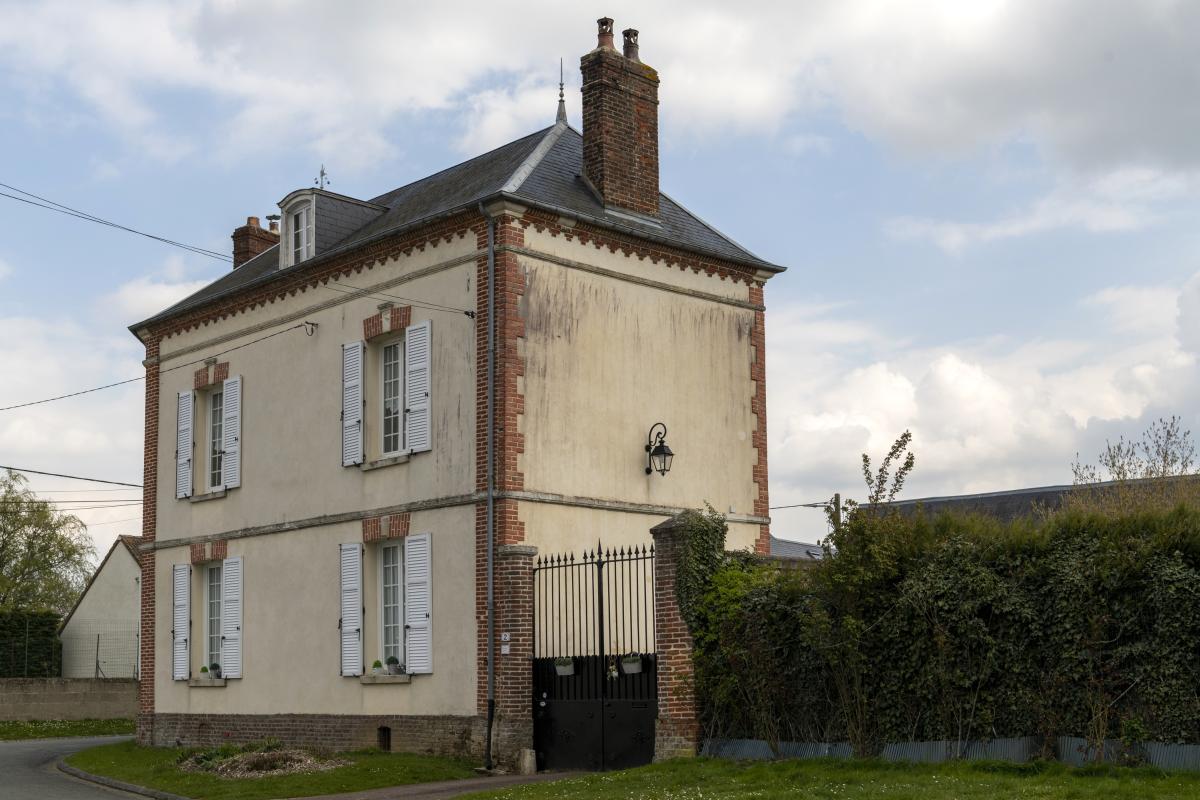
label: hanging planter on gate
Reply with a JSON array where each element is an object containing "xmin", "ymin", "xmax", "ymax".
[
  {"xmin": 620, "ymin": 654, "xmax": 643, "ymax": 674},
  {"xmin": 553, "ymin": 657, "xmax": 575, "ymax": 677}
]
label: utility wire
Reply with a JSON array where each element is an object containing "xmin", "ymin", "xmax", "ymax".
[
  {"xmin": 0, "ymin": 182, "xmax": 232, "ymax": 262},
  {"xmin": 0, "ymin": 466, "xmax": 142, "ymax": 488},
  {"xmin": 769, "ymin": 501, "xmax": 832, "ymax": 510},
  {"xmin": 0, "ymin": 322, "xmax": 313, "ymax": 412},
  {"xmin": 82, "ymin": 516, "xmax": 142, "ymax": 527},
  {"xmin": 319, "ymin": 281, "xmax": 476, "ymax": 318}
]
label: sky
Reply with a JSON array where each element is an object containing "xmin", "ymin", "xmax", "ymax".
[{"xmin": 1, "ymin": 0, "xmax": 1199, "ymax": 556}]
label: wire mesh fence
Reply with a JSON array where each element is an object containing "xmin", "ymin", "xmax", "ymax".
[{"xmin": 0, "ymin": 625, "xmax": 139, "ymax": 678}]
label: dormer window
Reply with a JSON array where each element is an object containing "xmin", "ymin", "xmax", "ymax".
[{"xmin": 291, "ymin": 203, "xmax": 313, "ymax": 264}]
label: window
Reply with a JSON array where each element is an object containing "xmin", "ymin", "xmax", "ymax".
[
  {"xmin": 381, "ymin": 544, "xmax": 402, "ymax": 664},
  {"xmin": 381, "ymin": 342, "xmax": 402, "ymax": 456},
  {"xmin": 291, "ymin": 204, "xmax": 313, "ymax": 263},
  {"xmin": 208, "ymin": 390, "xmax": 224, "ymax": 489},
  {"xmin": 207, "ymin": 564, "xmax": 223, "ymax": 669}
]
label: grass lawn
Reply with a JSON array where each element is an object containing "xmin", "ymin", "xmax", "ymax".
[
  {"xmin": 67, "ymin": 740, "xmax": 477, "ymax": 800},
  {"xmin": 0, "ymin": 718, "xmax": 133, "ymax": 740},
  {"xmin": 465, "ymin": 757, "xmax": 1200, "ymax": 800}
]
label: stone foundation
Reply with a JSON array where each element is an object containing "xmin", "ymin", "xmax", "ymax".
[{"xmin": 139, "ymin": 712, "xmax": 488, "ymax": 760}]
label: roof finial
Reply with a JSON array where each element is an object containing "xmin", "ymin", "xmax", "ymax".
[
  {"xmin": 314, "ymin": 164, "xmax": 330, "ymax": 190},
  {"xmin": 556, "ymin": 57, "xmax": 567, "ymax": 124}
]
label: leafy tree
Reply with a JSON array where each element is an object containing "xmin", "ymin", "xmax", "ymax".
[
  {"xmin": 1067, "ymin": 416, "xmax": 1200, "ymax": 515},
  {"xmin": 0, "ymin": 470, "xmax": 95, "ymax": 614}
]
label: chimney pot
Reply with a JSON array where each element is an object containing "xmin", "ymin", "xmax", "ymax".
[
  {"xmin": 622, "ymin": 29, "xmax": 639, "ymax": 62},
  {"xmin": 232, "ymin": 214, "xmax": 280, "ymax": 270},
  {"xmin": 246, "ymin": 215, "xmax": 260, "ymax": 228},
  {"xmin": 269, "ymin": 219, "xmax": 279, "ymax": 234},
  {"xmin": 596, "ymin": 17, "xmax": 615, "ymax": 50}
]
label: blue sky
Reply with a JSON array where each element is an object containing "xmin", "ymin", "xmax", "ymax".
[{"xmin": 1, "ymin": 1, "xmax": 1198, "ymax": 552}]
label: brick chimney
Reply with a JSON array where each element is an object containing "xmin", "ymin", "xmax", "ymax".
[
  {"xmin": 231, "ymin": 216, "xmax": 280, "ymax": 269},
  {"xmin": 581, "ymin": 18, "xmax": 660, "ymax": 217}
]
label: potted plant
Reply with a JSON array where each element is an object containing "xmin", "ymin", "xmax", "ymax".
[
  {"xmin": 553, "ymin": 656, "xmax": 574, "ymax": 677},
  {"xmin": 386, "ymin": 656, "xmax": 403, "ymax": 675},
  {"xmin": 621, "ymin": 654, "xmax": 643, "ymax": 674},
  {"xmin": 209, "ymin": 662, "xmax": 222, "ymax": 679},
  {"xmin": 199, "ymin": 665, "xmax": 209, "ymax": 679},
  {"xmin": 372, "ymin": 660, "xmax": 385, "ymax": 676}
]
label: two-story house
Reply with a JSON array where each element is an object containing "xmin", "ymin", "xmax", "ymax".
[{"xmin": 129, "ymin": 18, "xmax": 783, "ymax": 766}]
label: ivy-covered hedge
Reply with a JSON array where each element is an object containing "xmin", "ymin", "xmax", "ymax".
[
  {"xmin": 0, "ymin": 611, "xmax": 62, "ymax": 677},
  {"xmin": 691, "ymin": 506, "xmax": 1200, "ymax": 755}
]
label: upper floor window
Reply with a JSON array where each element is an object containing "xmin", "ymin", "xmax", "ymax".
[
  {"xmin": 381, "ymin": 342, "xmax": 402, "ymax": 456},
  {"xmin": 291, "ymin": 204, "xmax": 313, "ymax": 264},
  {"xmin": 208, "ymin": 389, "xmax": 224, "ymax": 489}
]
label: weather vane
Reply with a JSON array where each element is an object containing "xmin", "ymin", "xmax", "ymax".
[{"xmin": 315, "ymin": 165, "xmax": 330, "ymax": 190}]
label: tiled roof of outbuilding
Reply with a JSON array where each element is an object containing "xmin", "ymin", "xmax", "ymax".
[{"xmin": 133, "ymin": 122, "xmax": 783, "ymax": 331}]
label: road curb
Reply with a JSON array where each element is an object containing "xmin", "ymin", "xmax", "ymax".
[{"xmin": 57, "ymin": 759, "xmax": 193, "ymax": 800}]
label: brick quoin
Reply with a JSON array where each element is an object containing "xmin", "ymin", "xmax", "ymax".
[
  {"xmin": 213, "ymin": 362, "xmax": 230, "ymax": 383},
  {"xmin": 651, "ymin": 514, "xmax": 700, "ymax": 760},
  {"xmin": 190, "ymin": 543, "xmax": 208, "ymax": 564},
  {"xmin": 210, "ymin": 539, "xmax": 228, "ymax": 560},
  {"xmin": 749, "ymin": 282, "xmax": 770, "ymax": 554},
  {"xmin": 492, "ymin": 545, "xmax": 537, "ymax": 756},
  {"xmin": 137, "ymin": 336, "xmax": 161, "ymax": 744},
  {"xmin": 362, "ymin": 516, "xmax": 383, "ymax": 543},
  {"xmin": 474, "ymin": 213, "xmax": 528, "ymax": 722}
]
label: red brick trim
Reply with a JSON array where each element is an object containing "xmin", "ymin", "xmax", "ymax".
[
  {"xmin": 194, "ymin": 366, "xmax": 210, "ymax": 389},
  {"xmin": 391, "ymin": 305, "xmax": 412, "ymax": 330},
  {"xmin": 363, "ymin": 312, "xmax": 383, "ymax": 340},
  {"xmin": 749, "ymin": 283, "xmax": 770, "ymax": 555},
  {"xmin": 651, "ymin": 516, "xmax": 700, "ymax": 759},
  {"xmin": 148, "ymin": 213, "xmax": 479, "ymax": 341},
  {"xmin": 190, "ymin": 543, "xmax": 208, "ymax": 564},
  {"xmin": 210, "ymin": 539, "xmax": 228, "ymax": 561},
  {"xmin": 385, "ymin": 513, "xmax": 410, "ymax": 539},
  {"xmin": 213, "ymin": 362, "xmax": 229, "ymax": 383},
  {"xmin": 362, "ymin": 517, "xmax": 383, "ymax": 543},
  {"xmin": 475, "ymin": 215, "xmax": 528, "ymax": 714},
  {"xmin": 138, "ymin": 337, "xmax": 161, "ymax": 735}
]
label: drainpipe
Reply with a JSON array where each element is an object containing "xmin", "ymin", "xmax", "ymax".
[{"xmin": 479, "ymin": 203, "xmax": 497, "ymax": 770}]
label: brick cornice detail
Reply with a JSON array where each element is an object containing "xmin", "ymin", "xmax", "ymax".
[{"xmin": 749, "ymin": 283, "xmax": 770, "ymax": 555}]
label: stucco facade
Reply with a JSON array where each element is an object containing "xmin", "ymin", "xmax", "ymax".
[{"xmin": 131, "ymin": 19, "xmax": 782, "ymax": 766}]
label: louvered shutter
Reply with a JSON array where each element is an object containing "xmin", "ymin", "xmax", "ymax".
[
  {"xmin": 221, "ymin": 376, "xmax": 242, "ymax": 489},
  {"xmin": 404, "ymin": 320, "xmax": 431, "ymax": 453},
  {"xmin": 339, "ymin": 543, "xmax": 363, "ymax": 676},
  {"xmin": 341, "ymin": 342, "xmax": 364, "ymax": 466},
  {"xmin": 175, "ymin": 391, "xmax": 194, "ymax": 499},
  {"xmin": 171, "ymin": 564, "xmax": 190, "ymax": 680},
  {"xmin": 220, "ymin": 556, "xmax": 243, "ymax": 678},
  {"xmin": 404, "ymin": 532, "xmax": 432, "ymax": 673}
]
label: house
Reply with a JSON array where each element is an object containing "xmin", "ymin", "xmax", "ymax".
[
  {"xmin": 59, "ymin": 535, "xmax": 141, "ymax": 678},
  {"xmin": 128, "ymin": 18, "xmax": 783, "ymax": 765}
]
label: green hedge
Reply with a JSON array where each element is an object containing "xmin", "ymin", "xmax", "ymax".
[
  {"xmin": 691, "ymin": 507, "xmax": 1200, "ymax": 755},
  {"xmin": 0, "ymin": 611, "xmax": 62, "ymax": 677}
]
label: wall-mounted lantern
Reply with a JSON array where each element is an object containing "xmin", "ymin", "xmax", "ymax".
[{"xmin": 645, "ymin": 423, "xmax": 674, "ymax": 476}]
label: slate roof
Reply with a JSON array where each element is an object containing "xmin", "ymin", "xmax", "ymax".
[
  {"xmin": 768, "ymin": 535, "xmax": 824, "ymax": 560},
  {"xmin": 133, "ymin": 122, "xmax": 784, "ymax": 331}
]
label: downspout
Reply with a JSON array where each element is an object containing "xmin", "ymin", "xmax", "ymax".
[{"xmin": 479, "ymin": 202, "xmax": 497, "ymax": 770}]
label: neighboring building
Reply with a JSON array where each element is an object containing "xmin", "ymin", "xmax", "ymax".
[
  {"xmin": 889, "ymin": 485, "xmax": 1074, "ymax": 521},
  {"xmin": 60, "ymin": 535, "xmax": 141, "ymax": 678},
  {"xmin": 768, "ymin": 535, "xmax": 823, "ymax": 560},
  {"xmin": 129, "ymin": 19, "xmax": 783, "ymax": 764}
]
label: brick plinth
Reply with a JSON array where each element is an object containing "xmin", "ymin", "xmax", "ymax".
[
  {"xmin": 650, "ymin": 514, "xmax": 700, "ymax": 760},
  {"xmin": 491, "ymin": 544, "xmax": 537, "ymax": 759},
  {"xmin": 146, "ymin": 713, "xmax": 486, "ymax": 757}
]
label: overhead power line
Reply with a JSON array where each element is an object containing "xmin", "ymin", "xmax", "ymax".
[
  {"xmin": 0, "ymin": 322, "xmax": 313, "ymax": 412},
  {"xmin": 0, "ymin": 466, "xmax": 142, "ymax": 488},
  {"xmin": 0, "ymin": 182, "xmax": 232, "ymax": 262},
  {"xmin": 319, "ymin": 281, "xmax": 476, "ymax": 318},
  {"xmin": 83, "ymin": 516, "xmax": 142, "ymax": 527}
]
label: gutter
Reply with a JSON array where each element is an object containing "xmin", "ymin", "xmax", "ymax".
[{"xmin": 479, "ymin": 202, "xmax": 498, "ymax": 770}]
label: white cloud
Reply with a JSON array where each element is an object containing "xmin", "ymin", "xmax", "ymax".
[
  {"xmin": 768, "ymin": 270, "xmax": 1200, "ymax": 542},
  {"xmin": 886, "ymin": 169, "xmax": 1194, "ymax": 252},
  {"xmin": 1, "ymin": 1, "xmax": 1197, "ymax": 171},
  {"xmin": 0, "ymin": 257, "xmax": 11, "ymax": 281}
]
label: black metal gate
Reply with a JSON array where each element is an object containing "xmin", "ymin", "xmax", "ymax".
[{"xmin": 532, "ymin": 544, "xmax": 656, "ymax": 771}]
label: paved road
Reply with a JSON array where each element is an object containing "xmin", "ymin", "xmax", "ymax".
[{"xmin": 1, "ymin": 735, "xmax": 136, "ymax": 800}]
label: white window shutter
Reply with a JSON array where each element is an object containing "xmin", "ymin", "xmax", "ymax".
[
  {"xmin": 341, "ymin": 342, "xmax": 365, "ymax": 466},
  {"xmin": 171, "ymin": 564, "xmax": 190, "ymax": 680},
  {"xmin": 221, "ymin": 375, "xmax": 242, "ymax": 489},
  {"xmin": 339, "ymin": 543, "xmax": 363, "ymax": 676},
  {"xmin": 404, "ymin": 532, "xmax": 432, "ymax": 674},
  {"xmin": 175, "ymin": 391, "xmax": 194, "ymax": 499},
  {"xmin": 221, "ymin": 556, "xmax": 243, "ymax": 679},
  {"xmin": 404, "ymin": 320, "xmax": 431, "ymax": 454}
]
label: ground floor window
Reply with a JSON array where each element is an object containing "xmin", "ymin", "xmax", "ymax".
[
  {"xmin": 207, "ymin": 564, "xmax": 222, "ymax": 668},
  {"xmin": 381, "ymin": 543, "xmax": 402, "ymax": 664}
]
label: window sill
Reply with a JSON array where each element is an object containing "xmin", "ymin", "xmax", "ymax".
[
  {"xmin": 188, "ymin": 677, "xmax": 226, "ymax": 687},
  {"xmin": 359, "ymin": 673, "xmax": 411, "ymax": 685},
  {"xmin": 361, "ymin": 454, "xmax": 409, "ymax": 472},
  {"xmin": 189, "ymin": 489, "xmax": 227, "ymax": 504}
]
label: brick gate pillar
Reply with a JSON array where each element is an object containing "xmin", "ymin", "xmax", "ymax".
[
  {"xmin": 492, "ymin": 543, "xmax": 537, "ymax": 766},
  {"xmin": 651, "ymin": 514, "xmax": 700, "ymax": 760}
]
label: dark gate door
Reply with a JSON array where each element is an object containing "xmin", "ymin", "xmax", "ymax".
[{"xmin": 532, "ymin": 545, "xmax": 656, "ymax": 771}]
